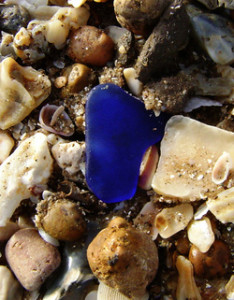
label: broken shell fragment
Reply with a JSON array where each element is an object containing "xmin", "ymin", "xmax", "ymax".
[
  {"xmin": 207, "ymin": 187, "xmax": 234, "ymax": 224},
  {"xmin": 0, "ymin": 132, "xmax": 53, "ymax": 226},
  {"xmin": 97, "ymin": 281, "xmax": 149, "ymax": 300},
  {"xmin": 187, "ymin": 5, "xmax": 234, "ymax": 65},
  {"xmin": 187, "ymin": 217, "xmax": 215, "ymax": 253},
  {"xmin": 154, "ymin": 204, "xmax": 193, "ymax": 239},
  {"xmin": 152, "ymin": 116, "xmax": 234, "ymax": 201},
  {"xmin": 138, "ymin": 145, "xmax": 159, "ymax": 190},
  {"xmin": 0, "ymin": 130, "xmax": 14, "ymax": 164},
  {"xmin": 0, "ymin": 265, "xmax": 23, "ymax": 300},
  {"xmin": 0, "ymin": 57, "xmax": 51, "ymax": 130},
  {"xmin": 225, "ymin": 275, "xmax": 234, "ymax": 300},
  {"xmin": 176, "ymin": 255, "xmax": 202, "ymax": 300},
  {"xmin": 39, "ymin": 104, "xmax": 75, "ymax": 136},
  {"xmin": 212, "ymin": 152, "xmax": 232, "ymax": 185}
]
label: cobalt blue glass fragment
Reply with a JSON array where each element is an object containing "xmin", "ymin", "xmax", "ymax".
[{"xmin": 85, "ymin": 83, "xmax": 167, "ymax": 203}]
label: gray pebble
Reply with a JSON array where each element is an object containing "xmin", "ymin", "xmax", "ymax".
[{"xmin": 0, "ymin": 4, "xmax": 30, "ymax": 34}]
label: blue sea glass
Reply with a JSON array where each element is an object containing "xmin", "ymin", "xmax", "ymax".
[{"xmin": 85, "ymin": 83, "xmax": 167, "ymax": 203}]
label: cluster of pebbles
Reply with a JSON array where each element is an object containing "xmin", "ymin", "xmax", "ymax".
[{"xmin": 0, "ymin": 0, "xmax": 233, "ymax": 299}]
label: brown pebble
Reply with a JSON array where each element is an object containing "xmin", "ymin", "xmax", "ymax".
[
  {"xmin": 67, "ymin": 26, "xmax": 115, "ymax": 67},
  {"xmin": 5, "ymin": 228, "xmax": 61, "ymax": 291},
  {"xmin": 36, "ymin": 198, "xmax": 86, "ymax": 241},
  {"xmin": 189, "ymin": 240, "xmax": 230, "ymax": 278}
]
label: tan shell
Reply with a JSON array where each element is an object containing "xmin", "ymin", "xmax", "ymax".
[{"xmin": 0, "ymin": 57, "xmax": 51, "ymax": 130}]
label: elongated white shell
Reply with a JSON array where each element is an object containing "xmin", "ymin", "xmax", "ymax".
[{"xmin": 97, "ymin": 282, "xmax": 149, "ymax": 300}]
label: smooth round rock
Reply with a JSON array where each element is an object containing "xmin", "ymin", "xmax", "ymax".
[{"xmin": 5, "ymin": 228, "xmax": 61, "ymax": 291}]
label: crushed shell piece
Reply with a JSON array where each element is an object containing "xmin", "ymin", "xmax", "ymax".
[
  {"xmin": 207, "ymin": 187, "xmax": 234, "ymax": 224},
  {"xmin": 138, "ymin": 145, "xmax": 159, "ymax": 190},
  {"xmin": 0, "ymin": 57, "xmax": 51, "ymax": 130},
  {"xmin": 154, "ymin": 203, "xmax": 193, "ymax": 239},
  {"xmin": 225, "ymin": 275, "xmax": 234, "ymax": 300},
  {"xmin": 51, "ymin": 141, "xmax": 85, "ymax": 176},
  {"xmin": 123, "ymin": 67, "xmax": 143, "ymax": 96},
  {"xmin": 152, "ymin": 116, "xmax": 234, "ymax": 201},
  {"xmin": 0, "ymin": 131, "xmax": 14, "ymax": 164},
  {"xmin": 97, "ymin": 281, "xmax": 149, "ymax": 300},
  {"xmin": 0, "ymin": 133, "xmax": 53, "ymax": 226},
  {"xmin": 212, "ymin": 152, "xmax": 232, "ymax": 185},
  {"xmin": 176, "ymin": 256, "xmax": 202, "ymax": 300},
  {"xmin": 187, "ymin": 217, "xmax": 215, "ymax": 253}
]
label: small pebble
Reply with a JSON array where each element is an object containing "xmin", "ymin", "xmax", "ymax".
[
  {"xmin": 189, "ymin": 240, "xmax": 230, "ymax": 278},
  {"xmin": 36, "ymin": 198, "xmax": 86, "ymax": 241},
  {"xmin": 0, "ymin": 265, "xmax": 23, "ymax": 300},
  {"xmin": 67, "ymin": 26, "xmax": 115, "ymax": 66},
  {"xmin": 5, "ymin": 228, "xmax": 61, "ymax": 291},
  {"xmin": 0, "ymin": 4, "xmax": 30, "ymax": 34}
]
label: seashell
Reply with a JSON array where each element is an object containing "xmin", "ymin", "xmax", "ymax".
[
  {"xmin": 154, "ymin": 204, "xmax": 193, "ymax": 239},
  {"xmin": 0, "ymin": 132, "xmax": 53, "ymax": 226},
  {"xmin": 97, "ymin": 281, "xmax": 149, "ymax": 300},
  {"xmin": 212, "ymin": 152, "xmax": 232, "ymax": 185},
  {"xmin": 207, "ymin": 187, "xmax": 234, "ymax": 224},
  {"xmin": 225, "ymin": 275, "xmax": 234, "ymax": 300},
  {"xmin": 0, "ymin": 57, "xmax": 51, "ymax": 130},
  {"xmin": 123, "ymin": 67, "xmax": 143, "ymax": 97},
  {"xmin": 138, "ymin": 145, "xmax": 159, "ymax": 190},
  {"xmin": 0, "ymin": 130, "xmax": 14, "ymax": 164},
  {"xmin": 39, "ymin": 105, "xmax": 75, "ymax": 137},
  {"xmin": 0, "ymin": 265, "xmax": 23, "ymax": 300},
  {"xmin": 186, "ymin": 5, "xmax": 234, "ymax": 65},
  {"xmin": 152, "ymin": 116, "xmax": 234, "ymax": 201},
  {"xmin": 176, "ymin": 256, "xmax": 202, "ymax": 300},
  {"xmin": 183, "ymin": 97, "xmax": 222, "ymax": 113},
  {"xmin": 187, "ymin": 217, "xmax": 215, "ymax": 253}
]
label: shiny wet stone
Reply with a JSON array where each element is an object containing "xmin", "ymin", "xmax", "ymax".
[{"xmin": 85, "ymin": 83, "xmax": 167, "ymax": 203}]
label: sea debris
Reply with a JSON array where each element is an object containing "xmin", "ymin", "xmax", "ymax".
[
  {"xmin": 0, "ymin": 131, "xmax": 14, "ymax": 164},
  {"xmin": 0, "ymin": 265, "xmax": 23, "ymax": 300},
  {"xmin": 87, "ymin": 217, "xmax": 158, "ymax": 299},
  {"xmin": 85, "ymin": 83, "xmax": 167, "ymax": 203},
  {"xmin": 0, "ymin": 132, "xmax": 53, "ymax": 226},
  {"xmin": 0, "ymin": 57, "xmax": 51, "ymax": 130},
  {"xmin": 152, "ymin": 116, "xmax": 234, "ymax": 201}
]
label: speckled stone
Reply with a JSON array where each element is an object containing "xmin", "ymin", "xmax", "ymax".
[{"xmin": 85, "ymin": 83, "xmax": 167, "ymax": 203}]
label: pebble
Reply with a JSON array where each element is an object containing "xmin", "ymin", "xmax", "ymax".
[
  {"xmin": 5, "ymin": 228, "xmax": 61, "ymax": 291},
  {"xmin": 36, "ymin": 197, "xmax": 86, "ymax": 241},
  {"xmin": 0, "ymin": 4, "xmax": 30, "ymax": 34},
  {"xmin": 189, "ymin": 240, "xmax": 230, "ymax": 278},
  {"xmin": 134, "ymin": 0, "xmax": 190, "ymax": 83},
  {"xmin": 0, "ymin": 265, "xmax": 23, "ymax": 300},
  {"xmin": 67, "ymin": 26, "xmax": 115, "ymax": 66},
  {"xmin": 85, "ymin": 83, "xmax": 167, "ymax": 203}
]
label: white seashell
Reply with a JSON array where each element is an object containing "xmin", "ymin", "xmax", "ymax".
[
  {"xmin": 212, "ymin": 152, "xmax": 232, "ymax": 185},
  {"xmin": 0, "ymin": 57, "xmax": 51, "ymax": 130},
  {"xmin": 207, "ymin": 187, "xmax": 234, "ymax": 224},
  {"xmin": 68, "ymin": 0, "xmax": 87, "ymax": 7},
  {"xmin": 0, "ymin": 265, "xmax": 23, "ymax": 300},
  {"xmin": 225, "ymin": 275, "xmax": 234, "ymax": 300},
  {"xmin": 176, "ymin": 256, "xmax": 202, "ymax": 300},
  {"xmin": 97, "ymin": 281, "xmax": 149, "ymax": 300},
  {"xmin": 154, "ymin": 204, "xmax": 193, "ymax": 239},
  {"xmin": 152, "ymin": 116, "xmax": 234, "ymax": 201},
  {"xmin": 194, "ymin": 202, "xmax": 209, "ymax": 220},
  {"xmin": 0, "ymin": 133, "xmax": 53, "ymax": 226},
  {"xmin": 38, "ymin": 228, "xmax": 59, "ymax": 247},
  {"xmin": 187, "ymin": 217, "xmax": 215, "ymax": 253},
  {"xmin": 123, "ymin": 68, "xmax": 143, "ymax": 96},
  {"xmin": 183, "ymin": 97, "xmax": 222, "ymax": 113},
  {"xmin": 0, "ymin": 131, "xmax": 14, "ymax": 164}
]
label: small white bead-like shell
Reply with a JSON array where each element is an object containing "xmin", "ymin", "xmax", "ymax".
[{"xmin": 212, "ymin": 151, "xmax": 232, "ymax": 185}]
